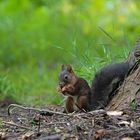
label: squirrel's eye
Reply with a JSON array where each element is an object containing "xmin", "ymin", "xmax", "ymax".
[{"xmin": 64, "ymin": 75, "xmax": 68, "ymax": 80}]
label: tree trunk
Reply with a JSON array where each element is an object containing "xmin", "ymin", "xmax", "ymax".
[
  {"xmin": 106, "ymin": 66, "xmax": 140, "ymax": 110},
  {"xmin": 106, "ymin": 37, "xmax": 140, "ymax": 111}
]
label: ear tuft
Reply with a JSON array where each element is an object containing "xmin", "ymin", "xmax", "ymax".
[
  {"xmin": 66, "ymin": 65, "xmax": 73, "ymax": 73},
  {"xmin": 61, "ymin": 64, "xmax": 65, "ymax": 70}
]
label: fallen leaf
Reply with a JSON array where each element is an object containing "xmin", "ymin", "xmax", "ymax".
[
  {"xmin": 93, "ymin": 129, "xmax": 107, "ymax": 140},
  {"xmin": 22, "ymin": 131, "xmax": 34, "ymax": 140}
]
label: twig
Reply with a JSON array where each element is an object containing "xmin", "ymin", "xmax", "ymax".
[
  {"xmin": 107, "ymin": 125, "xmax": 140, "ymax": 133},
  {"xmin": 73, "ymin": 109, "xmax": 106, "ymax": 117},
  {"xmin": 2, "ymin": 121, "xmax": 33, "ymax": 130},
  {"xmin": 105, "ymin": 125, "xmax": 140, "ymax": 139},
  {"xmin": 8, "ymin": 104, "xmax": 70, "ymax": 116},
  {"xmin": 45, "ymin": 121, "xmax": 68, "ymax": 126},
  {"xmin": 0, "ymin": 115, "xmax": 8, "ymax": 117},
  {"xmin": 40, "ymin": 134, "xmax": 61, "ymax": 140}
]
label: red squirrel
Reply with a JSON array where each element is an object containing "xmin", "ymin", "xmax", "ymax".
[
  {"xmin": 58, "ymin": 63, "xmax": 129, "ymax": 113},
  {"xmin": 58, "ymin": 38, "xmax": 140, "ymax": 113},
  {"xmin": 58, "ymin": 65, "xmax": 91, "ymax": 113}
]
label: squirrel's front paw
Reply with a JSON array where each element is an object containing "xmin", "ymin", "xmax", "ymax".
[
  {"xmin": 61, "ymin": 86, "xmax": 67, "ymax": 93},
  {"xmin": 64, "ymin": 85, "xmax": 74, "ymax": 92}
]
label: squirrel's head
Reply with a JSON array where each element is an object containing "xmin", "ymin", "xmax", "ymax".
[{"xmin": 59, "ymin": 65, "xmax": 77, "ymax": 89}]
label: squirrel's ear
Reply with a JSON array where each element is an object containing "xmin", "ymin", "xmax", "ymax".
[
  {"xmin": 61, "ymin": 64, "xmax": 65, "ymax": 70},
  {"xmin": 66, "ymin": 65, "xmax": 73, "ymax": 73}
]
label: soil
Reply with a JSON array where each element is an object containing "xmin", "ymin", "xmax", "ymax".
[{"xmin": 0, "ymin": 99, "xmax": 140, "ymax": 140}]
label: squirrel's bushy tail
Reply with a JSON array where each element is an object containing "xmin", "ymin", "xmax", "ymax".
[{"xmin": 89, "ymin": 62, "xmax": 130, "ymax": 110}]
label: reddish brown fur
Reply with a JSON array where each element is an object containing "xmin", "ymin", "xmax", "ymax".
[
  {"xmin": 64, "ymin": 96, "xmax": 75, "ymax": 113},
  {"xmin": 58, "ymin": 65, "xmax": 90, "ymax": 113},
  {"xmin": 58, "ymin": 63, "xmax": 130, "ymax": 113}
]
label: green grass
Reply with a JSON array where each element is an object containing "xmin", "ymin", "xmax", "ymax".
[
  {"xmin": 0, "ymin": 39, "xmax": 130, "ymax": 105},
  {"xmin": 0, "ymin": 67, "xmax": 62, "ymax": 105},
  {"xmin": 0, "ymin": 75, "xmax": 15, "ymax": 100},
  {"xmin": 0, "ymin": 0, "xmax": 140, "ymax": 105}
]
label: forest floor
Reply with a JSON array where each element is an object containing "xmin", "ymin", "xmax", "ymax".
[{"xmin": 0, "ymin": 99, "xmax": 140, "ymax": 140}]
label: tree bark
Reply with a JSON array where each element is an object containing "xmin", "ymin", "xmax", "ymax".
[
  {"xmin": 106, "ymin": 37, "xmax": 140, "ymax": 111},
  {"xmin": 106, "ymin": 66, "xmax": 140, "ymax": 110}
]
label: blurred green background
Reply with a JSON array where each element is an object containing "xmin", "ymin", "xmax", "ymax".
[{"xmin": 0, "ymin": 0, "xmax": 140, "ymax": 105}]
